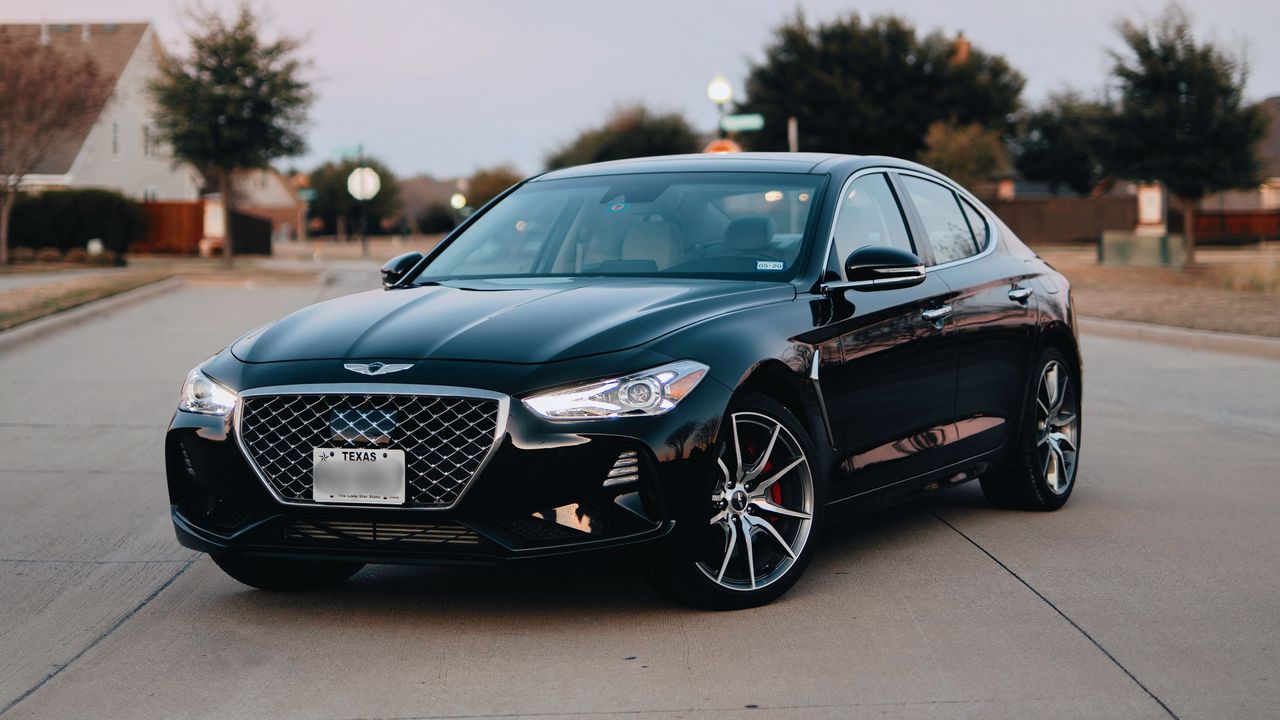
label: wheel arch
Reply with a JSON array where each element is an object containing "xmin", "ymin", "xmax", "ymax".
[{"xmin": 1038, "ymin": 321, "xmax": 1083, "ymax": 393}]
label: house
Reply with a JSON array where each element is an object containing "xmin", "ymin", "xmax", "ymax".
[
  {"xmin": 1201, "ymin": 96, "xmax": 1280, "ymax": 211},
  {"xmin": 0, "ymin": 22, "xmax": 202, "ymax": 200},
  {"xmin": 234, "ymin": 168, "xmax": 307, "ymax": 242}
]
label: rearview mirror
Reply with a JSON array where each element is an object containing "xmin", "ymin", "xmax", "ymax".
[
  {"xmin": 824, "ymin": 246, "xmax": 926, "ymax": 292},
  {"xmin": 380, "ymin": 252, "xmax": 423, "ymax": 289}
]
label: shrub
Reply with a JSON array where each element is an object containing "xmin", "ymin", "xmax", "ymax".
[
  {"xmin": 64, "ymin": 247, "xmax": 90, "ymax": 263},
  {"xmin": 87, "ymin": 249, "xmax": 120, "ymax": 266},
  {"xmin": 10, "ymin": 246, "xmax": 36, "ymax": 263},
  {"xmin": 8, "ymin": 189, "xmax": 147, "ymax": 255},
  {"xmin": 417, "ymin": 203, "xmax": 457, "ymax": 234},
  {"xmin": 35, "ymin": 247, "xmax": 63, "ymax": 262}
]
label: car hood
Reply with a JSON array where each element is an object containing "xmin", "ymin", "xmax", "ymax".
[{"xmin": 231, "ymin": 277, "xmax": 795, "ymax": 364}]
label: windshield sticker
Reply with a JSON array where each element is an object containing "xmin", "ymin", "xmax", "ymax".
[
  {"xmin": 756, "ymin": 261, "xmax": 785, "ymax": 271},
  {"xmin": 609, "ymin": 203, "xmax": 627, "ymax": 212}
]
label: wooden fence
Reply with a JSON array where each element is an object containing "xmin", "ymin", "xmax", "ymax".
[
  {"xmin": 133, "ymin": 201, "xmax": 273, "ymax": 255},
  {"xmin": 1194, "ymin": 210, "xmax": 1280, "ymax": 243},
  {"xmin": 987, "ymin": 197, "xmax": 1137, "ymax": 245},
  {"xmin": 135, "ymin": 201, "xmax": 203, "ymax": 254}
]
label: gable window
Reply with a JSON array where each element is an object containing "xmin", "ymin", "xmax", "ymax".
[
  {"xmin": 112, "ymin": 120, "xmax": 120, "ymax": 158},
  {"xmin": 143, "ymin": 126, "xmax": 162, "ymax": 159}
]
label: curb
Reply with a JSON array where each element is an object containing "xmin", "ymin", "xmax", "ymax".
[
  {"xmin": 1080, "ymin": 316, "xmax": 1280, "ymax": 361},
  {"xmin": 0, "ymin": 276, "xmax": 184, "ymax": 354}
]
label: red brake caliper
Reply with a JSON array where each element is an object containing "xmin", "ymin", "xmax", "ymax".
[{"xmin": 765, "ymin": 458, "xmax": 784, "ymax": 522}]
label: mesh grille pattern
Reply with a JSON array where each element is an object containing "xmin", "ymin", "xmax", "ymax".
[
  {"xmin": 287, "ymin": 520, "xmax": 480, "ymax": 545},
  {"xmin": 239, "ymin": 393, "xmax": 499, "ymax": 507}
]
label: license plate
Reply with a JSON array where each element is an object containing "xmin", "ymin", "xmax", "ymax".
[{"xmin": 312, "ymin": 448, "xmax": 405, "ymax": 505}]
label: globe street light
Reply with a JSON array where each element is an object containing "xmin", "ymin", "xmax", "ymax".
[
  {"xmin": 347, "ymin": 164, "xmax": 381, "ymax": 258},
  {"xmin": 707, "ymin": 73, "xmax": 733, "ymax": 138},
  {"xmin": 449, "ymin": 192, "xmax": 468, "ymax": 227}
]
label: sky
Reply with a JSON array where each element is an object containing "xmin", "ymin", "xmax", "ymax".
[{"xmin": 7, "ymin": 0, "xmax": 1279, "ymax": 179}]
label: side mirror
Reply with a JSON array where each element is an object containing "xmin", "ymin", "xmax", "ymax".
[
  {"xmin": 826, "ymin": 246, "xmax": 926, "ymax": 292},
  {"xmin": 380, "ymin": 252, "xmax": 423, "ymax": 289}
]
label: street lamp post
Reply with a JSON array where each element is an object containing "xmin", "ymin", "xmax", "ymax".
[
  {"xmin": 347, "ymin": 150, "xmax": 381, "ymax": 259},
  {"xmin": 706, "ymin": 73, "xmax": 733, "ymax": 139}
]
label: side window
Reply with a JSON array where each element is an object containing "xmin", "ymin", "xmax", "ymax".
[
  {"xmin": 960, "ymin": 198, "xmax": 989, "ymax": 253},
  {"xmin": 831, "ymin": 173, "xmax": 914, "ymax": 267},
  {"xmin": 899, "ymin": 175, "xmax": 978, "ymax": 265}
]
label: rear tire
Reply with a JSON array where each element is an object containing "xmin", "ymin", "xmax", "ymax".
[
  {"xmin": 981, "ymin": 347, "xmax": 1081, "ymax": 511},
  {"xmin": 211, "ymin": 554, "xmax": 365, "ymax": 592},
  {"xmin": 650, "ymin": 391, "xmax": 823, "ymax": 610}
]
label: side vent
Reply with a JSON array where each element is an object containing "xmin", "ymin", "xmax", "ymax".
[{"xmin": 603, "ymin": 450, "xmax": 639, "ymax": 487}]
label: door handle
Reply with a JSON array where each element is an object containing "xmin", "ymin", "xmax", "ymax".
[
  {"xmin": 1008, "ymin": 286, "xmax": 1033, "ymax": 303},
  {"xmin": 921, "ymin": 305, "xmax": 952, "ymax": 324}
]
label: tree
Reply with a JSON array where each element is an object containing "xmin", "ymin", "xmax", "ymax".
[
  {"xmin": 1105, "ymin": 5, "xmax": 1266, "ymax": 265},
  {"xmin": 466, "ymin": 164, "xmax": 524, "ymax": 209},
  {"xmin": 308, "ymin": 157, "xmax": 401, "ymax": 239},
  {"xmin": 546, "ymin": 105, "xmax": 699, "ymax": 170},
  {"xmin": 918, "ymin": 120, "xmax": 1011, "ymax": 190},
  {"xmin": 150, "ymin": 3, "xmax": 312, "ymax": 267},
  {"xmin": 0, "ymin": 35, "xmax": 113, "ymax": 265},
  {"xmin": 737, "ymin": 12, "xmax": 1024, "ymax": 158},
  {"xmin": 1012, "ymin": 92, "xmax": 1109, "ymax": 196}
]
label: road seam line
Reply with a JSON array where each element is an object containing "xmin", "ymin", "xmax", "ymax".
[
  {"xmin": 0, "ymin": 556, "xmax": 197, "ymax": 717},
  {"xmin": 930, "ymin": 510, "xmax": 1181, "ymax": 720}
]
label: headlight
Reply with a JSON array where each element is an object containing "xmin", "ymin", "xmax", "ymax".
[
  {"xmin": 179, "ymin": 368, "xmax": 237, "ymax": 416},
  {"xmin": 523, "ymin": 360, "xmax": 709, "ymax": 420}
]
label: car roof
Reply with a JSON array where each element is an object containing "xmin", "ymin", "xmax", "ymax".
[{"xmin": 532, "ymin": 152, "xmax": 927, "ymax": 181}]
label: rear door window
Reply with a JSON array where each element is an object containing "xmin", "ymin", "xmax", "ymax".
[{"xmin": 899, "ymin": 175, "xmax": 979, "ymax": 265}]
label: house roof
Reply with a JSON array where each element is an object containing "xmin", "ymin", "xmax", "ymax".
[
  {"xmin": 233, "ymin": 167, "xmax": 304, "ymax": 209},
  {"xmin": 0, "ymin": 22, "xmax": 150, "ymax": 175}
]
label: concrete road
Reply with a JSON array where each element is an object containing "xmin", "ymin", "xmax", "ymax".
[{"xmin": 1, "ymin": 270, "xmax": 1277, "ymax": 720}]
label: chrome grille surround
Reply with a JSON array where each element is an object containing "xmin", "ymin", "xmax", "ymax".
[{"xmin": 235, "ymin": 384, "xmax": 509, "ymax": 510}]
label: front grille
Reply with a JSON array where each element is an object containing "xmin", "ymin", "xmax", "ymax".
[
  {"xmin": 239, "ymin": 392, "xmax": 500, "ymax": 507},
  {"xmin": 286, "ymin": 520, "xmax": 481, "ymax": 545}
]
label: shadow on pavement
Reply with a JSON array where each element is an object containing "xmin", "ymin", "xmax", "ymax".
[{"xmin": 195, "ymin": 483, "xmax": 1003, "ymax": 619}]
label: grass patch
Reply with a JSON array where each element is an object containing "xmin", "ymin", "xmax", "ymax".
[{"xmin": 0, "ymin": 272, "xmax": 172, "ymax": 332}]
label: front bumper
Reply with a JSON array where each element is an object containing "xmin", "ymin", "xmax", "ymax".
[{"xmin": 165, "ymin": 370, "xmax": 731, "ymax": 565}]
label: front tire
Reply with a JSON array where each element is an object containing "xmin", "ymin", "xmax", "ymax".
[
  {"xmin": 981, "ymin": 347, "xmax": 1081, "ymax": 510},
  {"xmin": 652, "ymin": 392, "xmax": 823, "ymax": 610},
  {"xmin": 212, "ymin": 554, "xmax": 365, "ymax": 592}
]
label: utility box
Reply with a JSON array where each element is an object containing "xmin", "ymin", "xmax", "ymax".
[{"xmin": 1099, "ymin": 231, "xmax": 1186, "ymax": 267}]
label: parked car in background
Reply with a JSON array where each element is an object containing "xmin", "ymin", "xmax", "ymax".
[{"xmin": 166, "ymin": 153, "xmax": 1081, "ymax": 609}]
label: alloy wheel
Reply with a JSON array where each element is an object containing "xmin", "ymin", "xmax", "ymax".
[
  {"xmin": 697, "ymin": 411, "xmax": 814, "ymax": 591},
  {"xmin": 1036, "ymin": 360, "xmax": 1079, "ymax": 495}
]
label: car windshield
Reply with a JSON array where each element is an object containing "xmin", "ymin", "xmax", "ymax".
[{"xmin": 416, "ymin": 172, "xmax": 825, "ymax": 282}]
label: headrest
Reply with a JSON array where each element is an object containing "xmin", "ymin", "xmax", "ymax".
[
  {"xmin": 622, "ymin": 221, "xmax": 679, "ymax": 268},
  {"xmin": 724, "ymin": 217, "xmax": 775, "ymax": 253}
]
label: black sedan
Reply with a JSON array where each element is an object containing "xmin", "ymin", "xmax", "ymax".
[{"xmin": 166, "ymin": 153, "xmax": 1081, "ymax": 609}]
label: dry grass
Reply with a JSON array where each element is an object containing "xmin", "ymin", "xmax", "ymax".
[
  {"xmin": 0, "ymin": 271, "xmax": 173, "ymax": 332},
  {"xmin": 0, "ymin": 257, "xmax": 327, "ymax": 332},
  {"xmin": 1039, "ymin": 245, "xmax": 1280, "ymax": 338}
]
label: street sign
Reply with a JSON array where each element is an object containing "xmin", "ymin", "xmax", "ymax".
[
  {"xmin": 332, "ymin": 144, "xmax": 362, "ymax": 160},
  {"xmin": 720, "ymin": 113, "xmax": 764, "ymax": 133},
  {"xmin": 297, "ymin": 188, "xmax": 317, "ymax": 203},
  {"xmin": 347, "ymin": 167, "xmax": 381, "ymax": 201}
]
